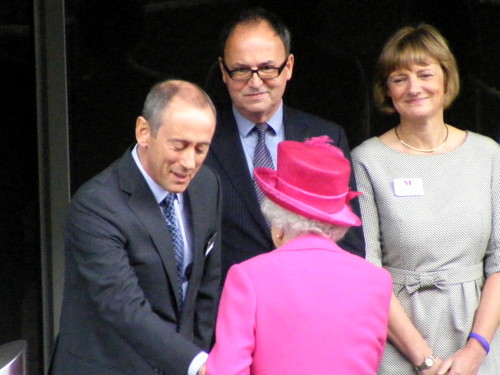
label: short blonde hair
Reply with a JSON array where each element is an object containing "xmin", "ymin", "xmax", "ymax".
[{"xmin": 374, "ymin": 23, "xmax": 460, "ymax": 114}]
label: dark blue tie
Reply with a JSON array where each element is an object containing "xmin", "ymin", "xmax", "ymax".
[
  {"xmin": 162, "ymin": 193, "xmax": 184, "ymax": 306},
  {"xmin": 253, "ymin": 123, "xmax": 274, "ymax": 203}
]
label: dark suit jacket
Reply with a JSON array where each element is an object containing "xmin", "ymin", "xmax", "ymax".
[
  {"xmin": 205, "ymin": 106, "xmax": 365, "ymax": 280},
  {"xmin": 51, "ymin": 149, "xmax": 222, "ymax": 375}
]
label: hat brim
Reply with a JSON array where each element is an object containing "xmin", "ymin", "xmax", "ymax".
[{"xmin": 255, "ymin": 168, "xmax": 362, "ymax": 227}]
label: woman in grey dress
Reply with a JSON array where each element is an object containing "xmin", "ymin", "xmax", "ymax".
[{"xmin": 352, "ymin": 24, "xmax": 500, "ymax": 374}]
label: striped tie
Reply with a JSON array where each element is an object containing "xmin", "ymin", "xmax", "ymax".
[
  {"xmin": 253, "ymin": 123, "xmax": 274, "ymax": 203},
  {"xmin": 162, "ymin": 193, "xmax": 184, "ymax": 307}
]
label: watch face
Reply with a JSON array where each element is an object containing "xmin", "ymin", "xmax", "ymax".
[{"xmin": 424, "ymin": 356, "xmax": 435, "ymax": 367}]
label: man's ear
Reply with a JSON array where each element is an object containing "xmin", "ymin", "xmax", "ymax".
[
  {"xmin": 135, "ymin": 116, "xmax": 151, "ymax": 146},
  {"xmin": 218, "ymin": 57, "xmax": 228, "ymax": 85},
  {"xmin": 285, "ymin": 53, "xmax": 295, "ymax": 81}
]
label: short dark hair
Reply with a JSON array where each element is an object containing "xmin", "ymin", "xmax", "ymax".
[
  {"xmin": 218, "ymin": 7, "xmax": 292, "ymax": 57},
  {"xmin": 142, "ymin": 79, "xmax": 216, "ymax": 136}
]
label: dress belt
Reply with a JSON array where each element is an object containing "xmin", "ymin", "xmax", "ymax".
[{"xmin": 386, "ymin": 263, "xmax": 484, "ymax": 294}]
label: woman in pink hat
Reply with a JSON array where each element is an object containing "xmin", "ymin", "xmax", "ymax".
[{"xmin": 205, "ymin": 136, "xmax": 392, "ymax": 375}]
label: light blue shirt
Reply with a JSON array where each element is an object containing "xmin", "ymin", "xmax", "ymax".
[
  {"xmin": 233, "ymin": 101, "xmax": 285, "ymax": 177},
  {"xmin": 132, "ymin": 146, "xmax": 206, "ymax": 375}
]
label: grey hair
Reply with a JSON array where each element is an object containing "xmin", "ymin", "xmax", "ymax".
[{"xmin": 261, "ymin": 197, "xmax": 349, "ymax": 243}]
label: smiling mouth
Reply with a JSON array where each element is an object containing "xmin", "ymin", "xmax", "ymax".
[
  {"xmin": 246, "ymin": 92, "xmax": 266, "ymax": 98},
  {"xmin": 406, "ymin": 97, "xmax": 428, "ymax": 104},
  {"xmin": 172, "ymin": 172, "xmax": 190, "ymax": 181}
]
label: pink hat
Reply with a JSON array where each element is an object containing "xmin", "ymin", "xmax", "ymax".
[{"xmin": 254, "ymin": 136, "xmax": 361, "ymax": 227}]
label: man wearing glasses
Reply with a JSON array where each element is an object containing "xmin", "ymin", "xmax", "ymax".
[{"xmin": 205, "ymin": 7, "xmax": 365, "ymax": 280}]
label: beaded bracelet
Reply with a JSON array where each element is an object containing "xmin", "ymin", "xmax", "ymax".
[{"xmin": 468, "ymin": 333, "xmax": 490, "ymax": 355}]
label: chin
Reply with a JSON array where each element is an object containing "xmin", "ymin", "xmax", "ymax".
[{"xmin": 164, "ymin": 182, "xmax": 189, "ymax": 194}]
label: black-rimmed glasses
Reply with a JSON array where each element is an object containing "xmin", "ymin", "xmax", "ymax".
[{"xmin": 221, "ymin": 56, "xmax": 289, "ymax": 81}]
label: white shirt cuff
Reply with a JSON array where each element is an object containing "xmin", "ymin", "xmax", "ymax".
[{"xmin": 188, "ymin": 351, "xmax": 208, "ymax": 375}]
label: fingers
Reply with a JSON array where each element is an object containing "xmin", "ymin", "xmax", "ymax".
[
  {"xmin": 198, "ymin": 363, "xmax": 207, "ymax": 375},
  {"xmin": 436, "ymin": 357, "xmax": 452, "ymax": 375}
]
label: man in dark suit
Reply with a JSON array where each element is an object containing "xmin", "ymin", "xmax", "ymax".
[
  {"xmin": 205, "ymin": 8, "xmax": 365, "ymax": 280},
  {"xmin": 51, "ymin": 80, "xmax": 221, "ymax": 375}
]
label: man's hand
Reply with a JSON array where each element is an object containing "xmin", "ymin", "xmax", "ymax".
[{"xmin": 197, "ymin": 363, "xmax": 207, "ymax": 375}]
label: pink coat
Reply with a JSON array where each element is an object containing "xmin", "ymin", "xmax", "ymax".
[{"xmin": 207, "ymin": 234, "xmax": 392, "ymax": 375}]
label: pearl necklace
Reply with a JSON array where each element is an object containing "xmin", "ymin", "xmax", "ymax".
[{"xmin": 395, "ymin": 124, "xmax": 449, "ymax": 153}]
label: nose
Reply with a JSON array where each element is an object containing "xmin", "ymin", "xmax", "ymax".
[
  {"xmin": 179, "ymin": 148, "xmax": 196, "ymax": 171},
  {"xmin": 407, "ymin": 76, "xmax": 421, "ymax": 95},
  {"xmin": 247, "ymin": 71, "xmax": 264, "ymax": 88}
]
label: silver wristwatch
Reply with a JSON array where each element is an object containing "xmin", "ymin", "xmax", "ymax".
[{"xmin": 414, "ymin": 355, "xmax": 435, "ymax": 372}]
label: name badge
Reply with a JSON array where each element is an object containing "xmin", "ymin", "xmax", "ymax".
[{"xmin": 393, "ymin": 178, "xmax": 424, "ymax": 197}]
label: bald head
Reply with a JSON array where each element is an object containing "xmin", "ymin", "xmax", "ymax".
[{"xmin": 141, "ymin": 79, "xmax": 216, "ymax": 136}]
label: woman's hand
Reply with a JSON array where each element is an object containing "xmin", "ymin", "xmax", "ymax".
[{"xmin": 435, "ymin": 342, "xmax": 487, "ymax": 375}]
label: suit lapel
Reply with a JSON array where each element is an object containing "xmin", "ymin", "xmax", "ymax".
[
  {"xmin": 211, "ymin": 107, "xmax": 315, "ymax": 236},
  {"xmin": 182, "ymin": 174, "xmax": 208, "ymax": 299},
  {"xmin": 283, "ymin": 106, "xmax": 309, "ymax": 141},
  {"xmin": 212, "ymin": 110, "xmax": 266, "ymax": 226},
  {"xmin": 117, "ymin": 151, "xmax": 183, "ymax": 308}
]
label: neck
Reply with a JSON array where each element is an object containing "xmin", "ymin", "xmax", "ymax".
[
  {"xmin": 395, "ymin": 121, "xmax": 449, "ymax": 153},
  {"xmin": 243, "ymin": 112, "xmax": 271, "ymax": 125},
  {"xmin": 236, "ymin": 103, "xmax": 281, "ymax": 125}
]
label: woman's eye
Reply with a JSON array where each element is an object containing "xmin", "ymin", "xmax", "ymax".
[{"xmin": 390, "ymin": 77, "xmax": 405, "ymax": 84}]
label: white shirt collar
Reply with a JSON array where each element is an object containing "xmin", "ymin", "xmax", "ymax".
[{"xmin": 131, "ymin": 145, "xmax": 182, "ymax": 205}]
